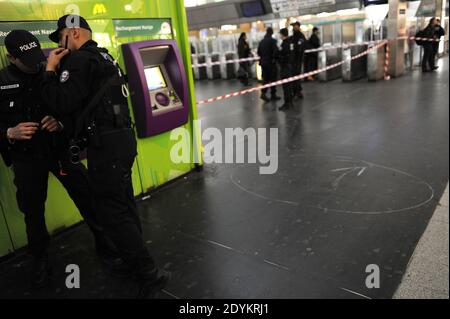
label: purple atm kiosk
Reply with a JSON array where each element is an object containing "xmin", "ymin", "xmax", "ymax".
[{"xmin": 122, "ymin": 40, "xmax": 190, "ymax": 138}]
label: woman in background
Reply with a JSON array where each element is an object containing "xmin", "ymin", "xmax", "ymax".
[{"xmin": 237, "ymin": 32, "xmax": 252, "ymax": 86}]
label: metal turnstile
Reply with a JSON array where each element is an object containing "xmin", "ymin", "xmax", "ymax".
[
  {"xmin": 208, "ymin": 53, "xmax": 222, "ymax": 80},
  {"xmin": 222, "ymin": 52, "xmax": 237, "ymax": 79},
  {"xmin": 342, "ymin": 45, "xmax": 368, "ymax": 81},
  {"xmin": 195, "ymin": 54, "xmax": 208, "ymax": 80},
  {"xmin": 318, "ymin": 47, "xmax": 343, "ymax": 82}
]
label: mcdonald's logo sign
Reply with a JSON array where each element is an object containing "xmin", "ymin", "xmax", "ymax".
[{"xmin": 93, "ymin": 3, "xmax": 107, "ymax": 15}]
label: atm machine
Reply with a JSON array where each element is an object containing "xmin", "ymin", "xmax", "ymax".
[{"xmin": 122, "ymin": 40, "xmax": 189, "ymax": 138}]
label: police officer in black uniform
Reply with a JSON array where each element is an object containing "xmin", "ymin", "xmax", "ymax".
[
  {"xmin": 40, "ymin": 15, "xmax": 168, "ymax": 298},
  {"xmin": 0, "ymin": 30, "xmax": 116, "ymax": 288},
  {"xmin": 278, "ymin": 28, "xmax": 294, "ymax": 111},
  {"xmin": 257, "ymin": 27, "xmax": 281, "ymax": 103},
  {"xmin": 433, "ymin": 18, "xmax": 445, "ymax": 67},
  {"xmin": 422, "ymin": 18, "xmax": 439, "ymax": 72},
  {"xmin": 290, "ymin": 21, "xmax": 307, "ymax": 99}
]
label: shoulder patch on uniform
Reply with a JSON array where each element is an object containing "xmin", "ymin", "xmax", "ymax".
[{"xmin": 60, "ymin": 70, "xmax": 70, "ymax": 83}]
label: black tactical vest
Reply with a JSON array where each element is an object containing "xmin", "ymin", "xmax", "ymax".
[
  {"xmin": 0, "ymin": 64, "xmax": 54, "ymax": 162},
  {"xmin": 78, "ymin": 44, "xmax": 132, "ymax": 136}
]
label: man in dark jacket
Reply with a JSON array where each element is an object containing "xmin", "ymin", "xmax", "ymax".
[
  {"xmin": 257, "ymin": 27, "xmax": 280, "ymax": 102},
  {"xmin": 0, "ymin": 30, "xmax": 116, "ymax": 288},
  {"xmin": 237, "ymin": 32, "xmax": 252, "ymax": 86},
  {"xmin": 278, "ymin": 28, "xmax": 294, "ymax": 111},
  {"xmin": 433, "ymin": 18, "xmax": 446, "ymax": 67},
  {"xmin": 422, "ymin": 18, "xmax": 439, "ymax": 72},
  {"xmin": 40, "ymin": 15, "xmax": 168, "ymax": 298},
  {"xmin": 305, "ymin": 27, "xmax": 321, "ymax": 80},
  {"xmin": 290, "ymin": 21, "xmax": 307, "ymax": 99}
]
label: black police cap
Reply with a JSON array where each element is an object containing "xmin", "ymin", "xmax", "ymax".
[
  {"xmin": 4, "ymin": 30, "xmax": 46, "ymax": 67},
  {"xmin": 290, "ymin": 21, "xmax": 301, "ymax": 27},
  {"xmin": 49, "ymin": 14, "xmax": 92, "ymax": 43}
]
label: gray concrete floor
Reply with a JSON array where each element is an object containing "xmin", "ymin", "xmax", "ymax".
[{"xmin": 394, "ymin": 184, "xmax": 449, "ymax": 299}]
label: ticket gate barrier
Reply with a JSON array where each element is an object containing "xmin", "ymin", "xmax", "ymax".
[
  {"xmin": 318, "ymin": 47, "xmax": 343, "ymax": 82},
  {"xmin": 207, "ymin": 52, "xmax": 222, "ymax": 80},
  {"xmin": 342, "ymin": 45, "xmax": 368, "ymax": 81}
]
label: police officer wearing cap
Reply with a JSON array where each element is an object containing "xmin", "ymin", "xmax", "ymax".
[
  {"xmin": 277, "ymin": 28, "xmax": 294, "ymax": 111},
  {"xmin": 40, "ymin": 15, "xmax": 168, "ymax": 298},
  {"xmin": 0, "ymin": 30, "xmax": 117, "ymax": 288},
  {"xmin": 290, "ymin": 21, "xmax": 307, "ymax": 99}
]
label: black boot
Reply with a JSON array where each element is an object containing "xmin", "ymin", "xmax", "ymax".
[
  {"xmin": 132, "ymin": 255, "xmax": 170, "ymax": 298},
  {"xmin": 271, "ymin": 95, "xmax": 281, "ymax": 101},
  {"xmin": 31, "ymin": 255, "xmax": 52, "ymax": 289},
  {"xmin": 136, "ymin": 268, "xmax": 171, "ymax": 299},
  {"xmin": 260, "ymin": 94, "xmax": 270, "ymax": 102},
  {"xmin": 279, "ymin": 103, "xmax": 291, "ymax": 111},
  {"xmin": 295, "ymin": 92, "xmax": 304, "ymax": 100},
  {"xmin": 95, "ymin": 235, "xmax": 132, "ymax": 278}
]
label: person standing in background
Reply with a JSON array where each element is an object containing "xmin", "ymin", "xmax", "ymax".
[
  {"xmin": 278, "ymin": 28, "xmax": 294, "ymax": 111},
  {"xmin": 305, "ymin": 27, "xmax": 321, "ymax": 81},
  {"xmin": 421, "ymin": 18, "xmax": 439, "ymax": 72},
  {"xmin": 433, "ymin": 18, "xmax": 446, "ymax": 68},
  {"xmin": 289, "ymin": 21, "xmax": 306, "ymax": 99},
  {"xmin": 237, "ymin": 32, "xmax": 252, "ymax": 86},
  {"xmin": 257, "ymin": 27, "xmax": 281, "ymax": 102}
]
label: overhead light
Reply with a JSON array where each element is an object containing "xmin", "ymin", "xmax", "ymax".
[
  {"xmin": 300, "ymin": 15, "xmax": 312, "ymax": 20},
  {"xmin": 336, "ymin": 8, "xmax": 361, "ymax": 16},
  {"xmin": 124, "ymin": 4, "xmax": 132, "ymax": 11},
  {"xmin": 316, "ymin": 12, "xmax": 333, "ymax": 18}
]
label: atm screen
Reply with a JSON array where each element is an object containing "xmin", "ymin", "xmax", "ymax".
[{"xmin": 145, "ymin": 66, "xmax": 167, "ymax": 91}]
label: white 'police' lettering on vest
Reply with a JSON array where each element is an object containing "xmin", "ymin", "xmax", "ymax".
[
  {"xmin": 0, "ymin": 84, "xmax": 20, "ymax": 90},
  {"xmin": 19, "ymin": 42, "xmax": 38, "ymax": 52}
]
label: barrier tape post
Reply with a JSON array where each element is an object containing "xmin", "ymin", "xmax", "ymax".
[{"xmin": 384, "ymin": 41, "xmax": 391, "ymax": 81}]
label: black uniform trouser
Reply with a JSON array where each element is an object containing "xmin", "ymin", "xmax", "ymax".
[
  {"xmin": 261, "ymin": 63, "xmax": 277, "ymax": 96},
  {"xmin": 280, "ymin": 65, "xmax": 293, "ymax": 105},
  {"xmin": 305, "ymin": 53, "xmax": 318, "ymax": 73},
  {"xmin": 238, "ymin": 62, "xmax": 251, "ymax": 85},
  {"xmin": 292, "ymin": 61, "xmax": 303, "ymax": 95},
  {"xmin": 422, "ymin": 44, "xmax": 435, "ymax": 71},
  {"xmin": 433, "ymin": 42, "xmax": 440, "ymax": 61},
  {"xmin": 87, "ymin": 129, "xmax": 155, "ymax": 272},
  {"xmin": 13, "ymin": 156, "xmax": 99, "ymax": 259}
]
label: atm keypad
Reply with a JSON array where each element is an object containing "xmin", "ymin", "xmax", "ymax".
[{"xmin": 150, "ymin": 88, "xmax": 183, "ymax": 113}]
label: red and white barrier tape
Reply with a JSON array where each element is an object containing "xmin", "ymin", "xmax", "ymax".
[
  {"xmin": 303, "ymin": 39, "xmax": 386, "ymax": 53},
  {"xmin": 400, "ymin": 36, "xmax": 442, "ymax": 42},
  {"xmin": 384, "ymin": 42, "xmax": 391, "ymax": 80},
  {"xmin": 197, "ymin": 41, "xmax": 387, "ymax": 105},
  {"xmin": 191, "ymin": 40, "xmax": 386, "ymax": 68},
  {"xmin": 191, "ymin": 37, "xmax": 440, "ymax": 69}
]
